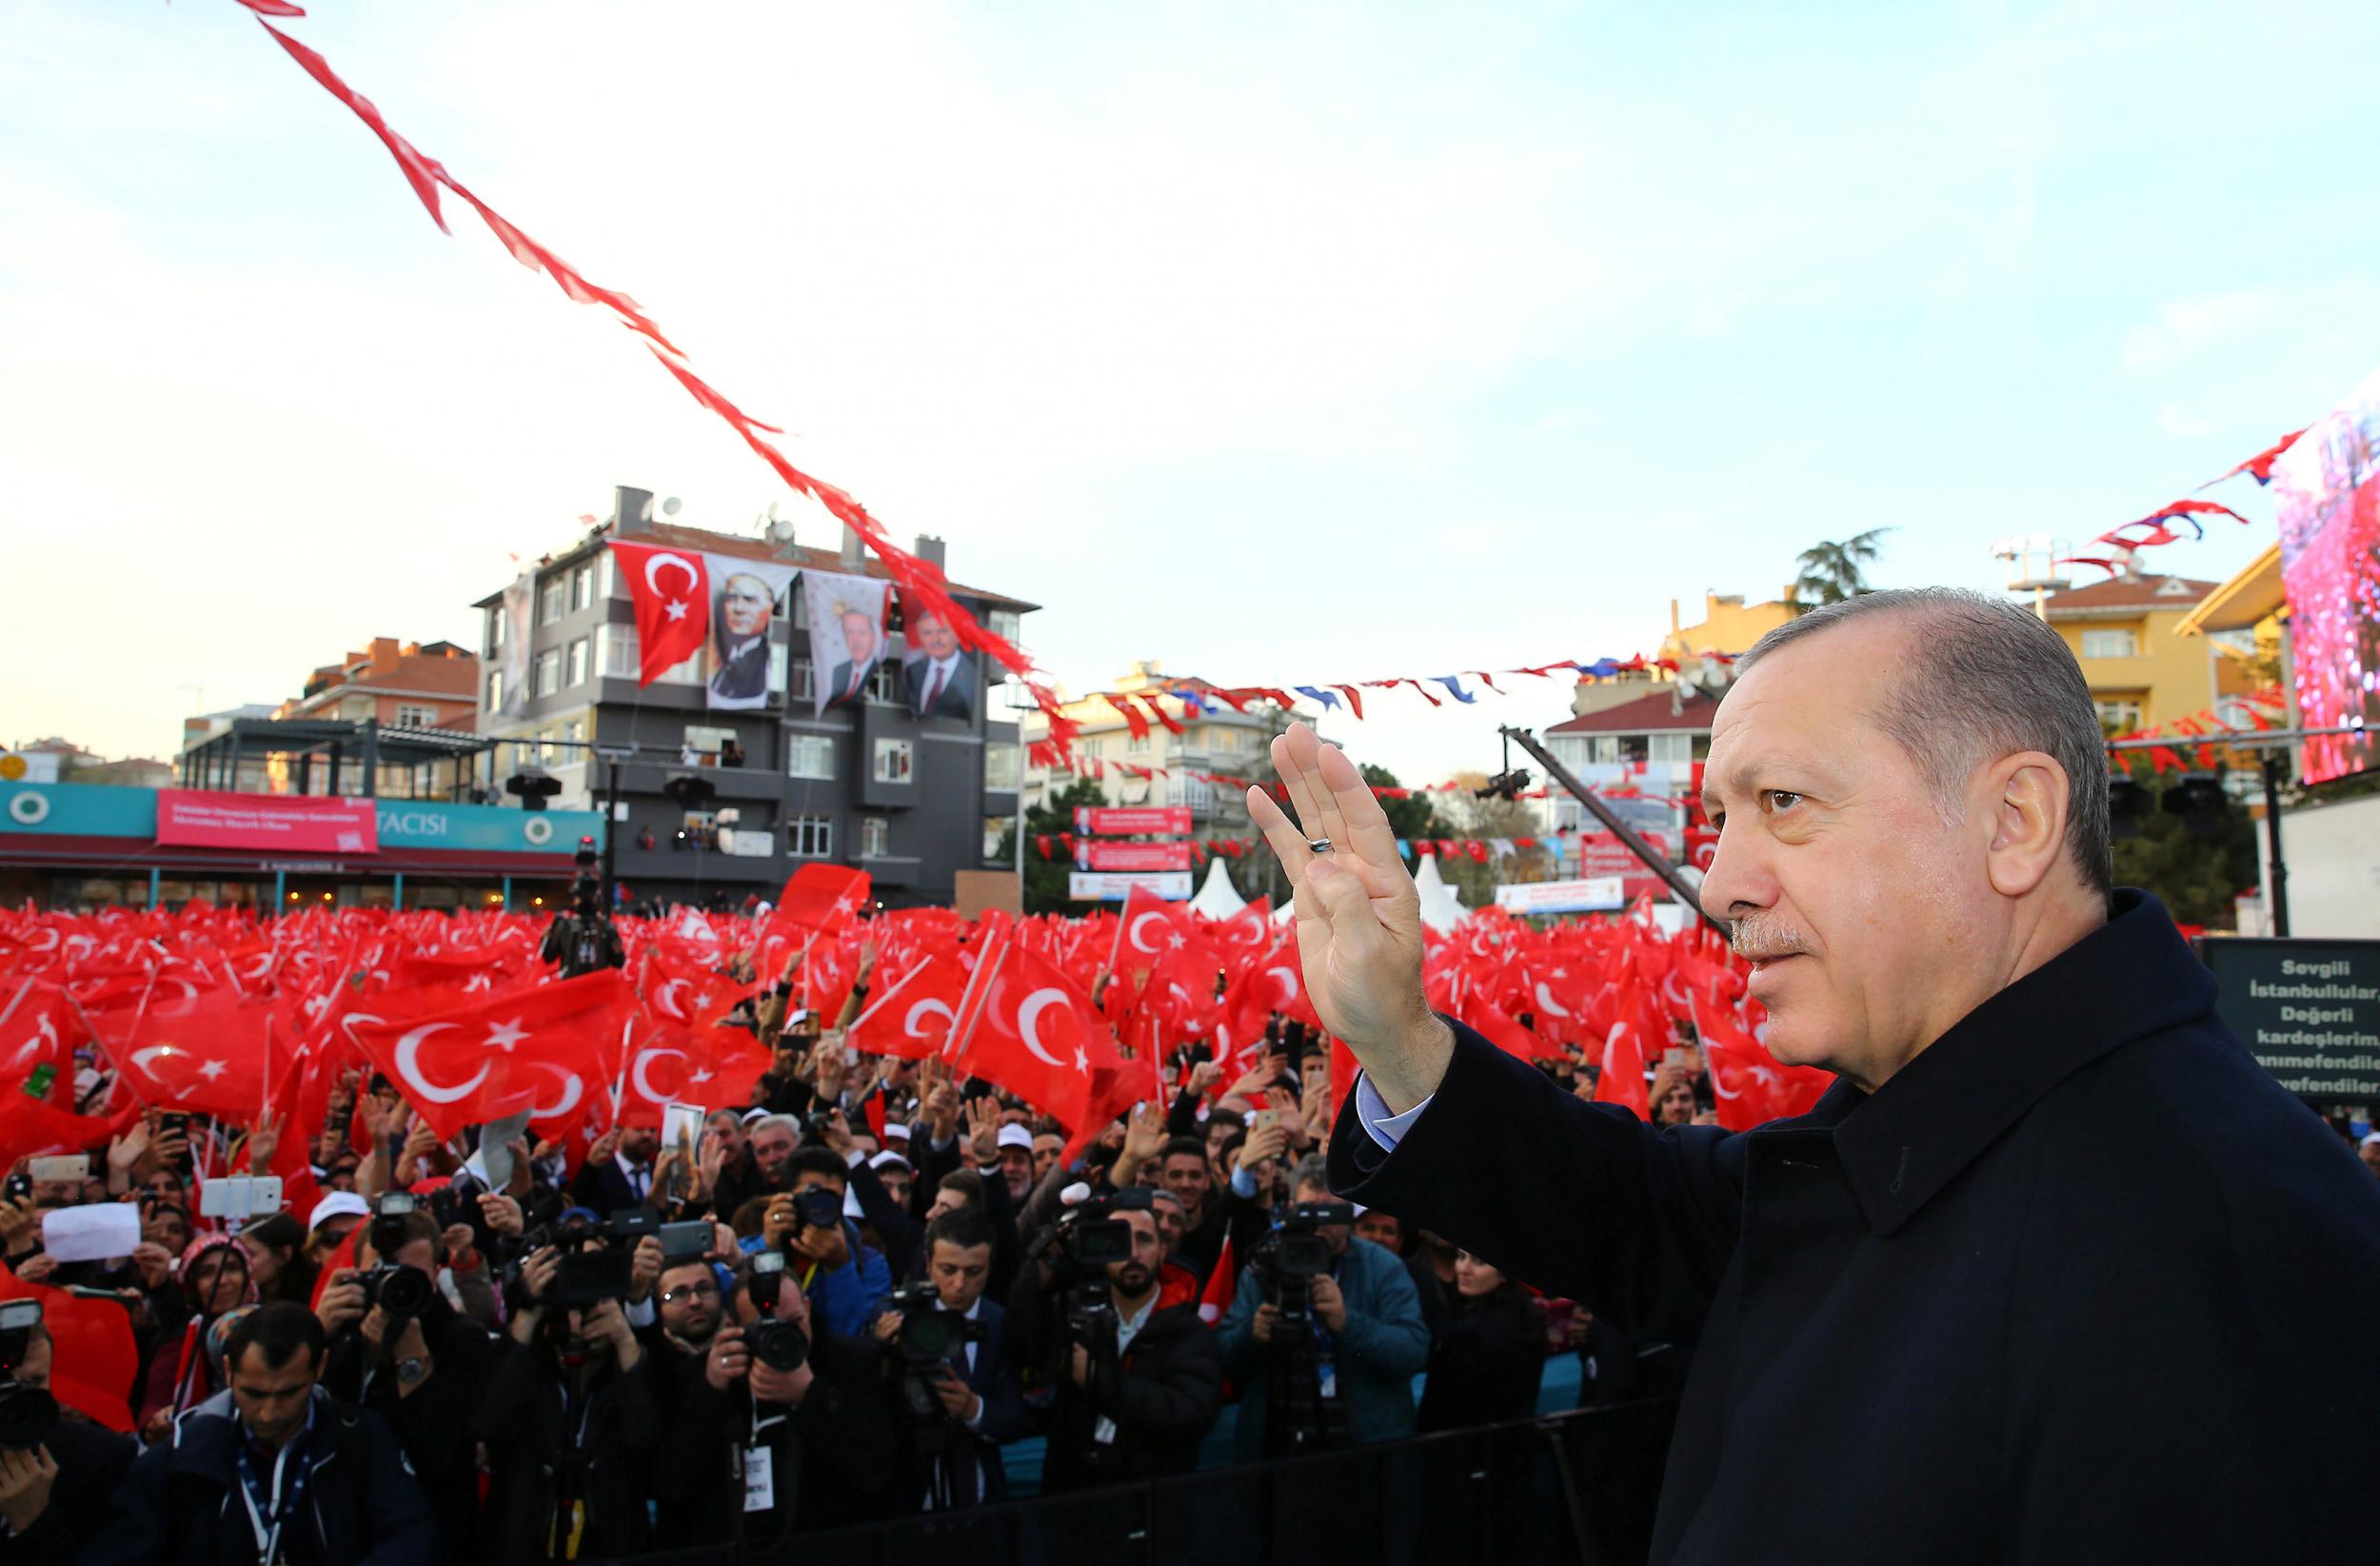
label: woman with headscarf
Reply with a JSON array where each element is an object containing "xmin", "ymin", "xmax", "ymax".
[
  {"xmin": 1417, "ymin": 1250, "xmax": 1545, "ymax": 1434},
  {"xmin": 136, "ymin": 1230, "xmax": 257, "ymax": 1439}
]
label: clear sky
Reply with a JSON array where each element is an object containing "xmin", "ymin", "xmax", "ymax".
[{"xmin": 3, "ymin": 1, "xmax": 2373, "ymax": 786}]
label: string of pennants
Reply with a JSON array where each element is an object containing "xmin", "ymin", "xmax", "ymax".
[
  {"xmin": 1035, "ymin": 830, "xmax": 1633, "ymax": 864},
  {"xmin": 1046, "ymin": 752, "xmax": 1694, "ymax": 806},
  {"xmin": 2060, "ymin": 429, "xmax": 2307, "ymax": 576},
  {"xmin": 2108, "ymin": 684, "xmax": 2289, "ymax": 774}
]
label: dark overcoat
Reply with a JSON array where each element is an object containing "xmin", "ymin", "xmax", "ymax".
[{"xmin": 1330, "ymin": 891, "xmax": 2380, "ymax": 1564}]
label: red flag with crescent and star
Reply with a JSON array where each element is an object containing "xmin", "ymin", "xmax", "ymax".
[
  {"xmin": 615, "ymin": 1020, "xmax": 772, "ymax": 1127},
  {"xmin": 846, "ymin": 956, "xmax": 969, "ymax": 1061},
  {"xmin": 346, "ymin": 968, "xmax": 636, "ymax": 1143},
  {"xmin": 950, "ymin": 936, "xmax": 1121, "ymax": 1154},
  {"xmin": 606, "ymin": 540, "xmax": 709, "ymax": 684}
]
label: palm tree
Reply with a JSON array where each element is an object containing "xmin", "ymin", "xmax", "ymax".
[{"xmin": 1791, "ymin": 528, "xmax": 1894, "ymax": 608}]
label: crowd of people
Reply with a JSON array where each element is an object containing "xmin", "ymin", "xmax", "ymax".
[{"xmin": 0, "ymin": 932, "xmax": 1686, "ymax": 1565}]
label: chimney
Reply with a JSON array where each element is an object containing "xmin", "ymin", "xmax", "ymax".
[
  {"xmin": 841, "ymin": 525, "xmax": 865, "ymax": 570},
  {"xmin": 612, "ymin": 486, "xmax": 653, "ymax": 535},
  {"xmin": 1670, "ymin": 598, "xmax": 1680, "ymax": 635},
  {"xmin": 914, "ymin": 534, "xmax": 946, "ymax": 571}
]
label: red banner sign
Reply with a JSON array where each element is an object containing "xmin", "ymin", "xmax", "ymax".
[
  {"xmin": 1577, "ymin": 831, "xmax": 1670, "ymax": 897},
  {"xmin": 1074, "ymin": 805, "xmax": 1192, "ymax": 836},
  {"xmin": 1074, "ymin": 840, "xmax": 1193, "ymax": 872},
  {"xmin": 154, "ymin": 790, "xmax": 379, "ymax": 856}
]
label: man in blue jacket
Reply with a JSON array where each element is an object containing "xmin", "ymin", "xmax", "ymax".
[
  {"xmin": 769, "ymin": 1148, "xmax": 891, "ymax": 1338},
  {"xmin": 82, "ymin": 1301, "xmax": 435, "ymax": 1566},
  {"xmin": 1218, "ymin": 1157, "xmax": 1430, "ymax": 1459},
  {"xmin": 1251, "ymin": 588, "xmax": 2380, "ymax": 1566}
]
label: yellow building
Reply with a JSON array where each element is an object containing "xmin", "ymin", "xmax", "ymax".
[
  {"xmin": 2175, "ymin": 543, "xmax": 2288, "ymax": 711},
  {"xmin": 2038, "ymin": 568, "xmax": 2225, "ymax": 732},
  {"xmin": 1658, "ymin": 589, "xmax": 1798, "ymax": 664},
  {"xmin": 1019, "ymin": 660, "xmax": 1302, "ymax": 833}
]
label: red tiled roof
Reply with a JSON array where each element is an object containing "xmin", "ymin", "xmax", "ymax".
[
  {"xmin": 2042, "ymin": 573, "xmax": 2217, "ymax": 617},
  {"xmin": 1544, "ymin": 690, "xmax": 1719, "ymax": 735}
]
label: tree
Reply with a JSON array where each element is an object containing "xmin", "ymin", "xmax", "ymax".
[
  {"xmin": 2109, "ymin": 758, "xmax": 2260, "ymax": 929},
  {"xmin": 1361, "ymin": 763, "xmax": 1443, "ymax": 845},
  {"xmin": 1430, "ymin": 772, "xmax": 1556, "ymax": 909},
  {"xmin": 995, "ymin": 775, "xmax": 1108, "ymax": 915},
  {"xmin": 1790, "ymin": 527, "xmax": 1894, "ymax": 608}
]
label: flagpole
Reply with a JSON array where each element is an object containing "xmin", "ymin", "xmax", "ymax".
[
  {"xmin": 944, "ymin": 930, "xmax": 1008, "ymax": 1069},
  {"xmin": 846, "ymin": 958, "xmax": 927, "ymax": 1037}
]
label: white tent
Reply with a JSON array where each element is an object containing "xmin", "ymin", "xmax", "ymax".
[
  {"xmin": 1187, "ymin": 859, "xmax": 1247, "ymax": 920},
  {"xmin": 1411, "ymin": 852, "xmax": 1469, "ymax": 935}
]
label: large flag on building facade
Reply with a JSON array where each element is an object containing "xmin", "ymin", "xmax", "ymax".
[{"xmin": 801, "ymin": 569, "xmax": 892, "ymax": 717}]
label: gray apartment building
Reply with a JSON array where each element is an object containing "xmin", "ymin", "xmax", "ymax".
[{"xmin": 473, "ymin": 486, "xmax": 1034, "ymax": 910}]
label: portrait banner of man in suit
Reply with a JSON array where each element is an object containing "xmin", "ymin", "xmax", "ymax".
[
  {"xmin": 899, "ymin": 591, "xmax": 978, "ymax": 723},
  {"xmin": 704, "ymin": 554, "xmax": 799, "ymax": 711},
  {"xmin": 801, "ymin": 569, "xmax": 892, "ymax": 718}
]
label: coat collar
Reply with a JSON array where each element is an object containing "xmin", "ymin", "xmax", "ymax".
[{"xmin": 1763, "ymin": 889, "xmax": 2215, "ymax": 1238}]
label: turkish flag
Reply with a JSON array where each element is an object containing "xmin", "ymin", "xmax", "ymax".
[
  {"xmin": 846, "ymin": 956, "xmax": 968, "ymax": 1061},
  {"xmin": 772, "ymin": 863, "xmax": 871, "ymax": 934},
  {"xmin": 0, "ymin": 1269, "xmax": 137, "ymax": 1433},
  {"xmin": 1696, "ymin": 997, "xmax": 1829, "ymax": 1130},
  {"xmin": 953, "ymin": 939, "xmax": 1117, "ymax": 1148},
  {"xmin": 1107, "ymin": 884, "xmax": 1212, "ymax": 994},
  {"xmin": 639, "ymin": 943, "xmax": 761, "ymax": 1030},
  {"xmin": 0, "ymin": 1093, "xmax": 114, "ymax": 1166},
  {"xmin": 82, "ymin": 981, "xmax": 273, "ymax": 1121},
  {"xmin": 1206, "ymin": 902, "xmax": 1275, "ymax": 953},
  {"xmin": 347, "ymin": 969, "xmax": 637, "ymax": 1143},
  {"xmin": 1214, "ymin": 945, "xmax": 1307, "ymax": 1066},
  {"xmin": 1592, "ymin": 984, "xmax": 1658, "ymax": 1121},
  {"xmin": 606, "ymin": 539, "xmax": 710, "ymax": 684},
  {"xmin": 0, "ymin": 980, "xmax": 78, "ymax": 1107},
  {"xmin": 616, "ymin": 1021, "xmax": 772, "ymax": 1127}
]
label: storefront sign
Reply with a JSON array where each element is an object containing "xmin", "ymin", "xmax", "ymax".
[{"xmin": 156, "ymin": 790, "xmax": 379, "ymax": 855}]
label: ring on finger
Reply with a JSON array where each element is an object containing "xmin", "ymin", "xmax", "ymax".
[{"xmin": 1306, "ymin": 838, "xmax": 1333, "ymax": 854}]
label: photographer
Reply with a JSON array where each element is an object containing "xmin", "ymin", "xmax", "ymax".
[
  {"xmin": 652, "ymin": 1250, "xmax": 894, "ymax": 1542},
  {"xmin": 1217, "ymin": 1156, "xmax": 1428, "ymax": 1460},
  {"xmin": 0, "ymin": 1312, "xmax": 137, "ymax": 1566},
  {"xmin": 1009, "ymin": 1192, "xmax": 1221, "ymax": 1491},
  {"xmin": 869, "ymin": 1208, "xmax": 1027, "ymax": 1509},
  {"xmin": 475, "ymin": 1240, "xmax": 661, "ymax": 1561},
  {"xmin": 82, "ymin": 1302, "xmax": 435, "ymax": 1566},
  {"xmin": 314, "ymin": 1199, "xmax": 498, "ymax": 1566},
  {"xmin": 762, "ymin": 1151, "xmax": 890, "ymax": 1338},
  {"xmin": 538, "ymin": 872, "xmax": 623, "ymax": 980}
]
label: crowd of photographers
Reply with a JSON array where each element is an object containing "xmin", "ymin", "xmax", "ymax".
[{"xmin": 0, "ymin": 943, "xmax": 1696, "ymax": 1565}]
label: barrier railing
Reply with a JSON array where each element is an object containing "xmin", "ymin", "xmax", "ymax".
[{"xmin": 619, "ymin": 1395, "xmax": 1681, "ymax": 1566}]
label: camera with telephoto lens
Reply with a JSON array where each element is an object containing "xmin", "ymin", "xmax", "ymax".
[
  {"xmin": 786, "ymin": 1186, "xmax": 843, "ymax": 1236},
  {"xmin": 0, "ymin": 1300, "xmax": 58, "ymax": 1450},
  {"xmin": 742, "ymin": 1253, "xmax": 810, "ymax": 1373},
  {"xmin": 359, "ymin": 1193, "xmax": 436, "ymax": 1320},
  {"xmin": 887, "ymin": 1279, "xmax": 985, "ymax": 1368}
]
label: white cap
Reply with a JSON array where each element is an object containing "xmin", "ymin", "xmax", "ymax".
[
  {"xmin": 996, "ymin": 1123, "xmax": 1034, "ymax": 1152},
  {"xmin": 2361, "ymin": 1132, "xmax": 2380, "ymax": 1149},
  {"xmin": 309, "ymin": 1192, "xmax": 369, "ymax": 1233},
  {"xmin": 741, "ymin": 1107, "xmax": 773, "ymax": 1127},
  {"xmin": 883, "ymin": 1123, "xmax": 910, "ymax": 1140},
  {"xmin": 869, "ymin": 1150, "xmax": 913, "ymax": 1172}
]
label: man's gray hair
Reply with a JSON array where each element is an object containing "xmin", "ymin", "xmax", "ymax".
[
  {"xmin": 1288, "ymin": 1153, "xmax": 1332, "ymax": 1196},
  {"xmin": 1737, "ymin": 588, "xmax": 2112, "ymax": 900},
  {"xmin": 751, "ymin": 1114, "xmax": 801, "ymax": 1140}
]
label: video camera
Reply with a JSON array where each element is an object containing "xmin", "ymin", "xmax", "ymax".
[
  {"xmin": 359, "ymin": 1193, "xmax": 437, "ymax": 1320},
  {"xmin": 885, "ymin": 1279, "xmax": 986, "ymax": 1369},
  {"xmin": 1245, "ymin": 1199, "xmax": 1356, "ymax": 1457},
  {"xmin": 0, "ymin": 1299, "xmax": 58, "ymax": 1451},
  {"xmin": 1250, "ymin": 1199, "xmax": 1357, "ymax": 1293}
]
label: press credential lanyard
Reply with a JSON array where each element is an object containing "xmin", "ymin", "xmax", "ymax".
[{"xmin": 235, "ymin": 1432, "xmax": 307, "ymax": 1566}]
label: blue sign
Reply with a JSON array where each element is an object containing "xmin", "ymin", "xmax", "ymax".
[{"xmin": 0, "ymin": 783, "xmax": 602, "ymax": 856}]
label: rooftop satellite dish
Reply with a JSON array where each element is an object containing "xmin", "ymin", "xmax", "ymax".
[{"xmin": 660, "ymin": 496, "xmax": 682, "ymax": 518}]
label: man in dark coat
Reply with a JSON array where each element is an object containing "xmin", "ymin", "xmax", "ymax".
[
  {"xmin": 1250, "ymin": 589, "xmax": 2380, "ymax": 1566},
  {"xmin": 0, "ymin": 1320, "xmax": 139, "ymax": 1565},
  {"xmin": 81, "ymin": 1303, "xmax": 435, "ymax": 1566}
]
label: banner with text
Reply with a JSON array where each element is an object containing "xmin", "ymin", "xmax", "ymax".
[
  {"xmin": 155, "ymin": 791, "xmax": 380, "ymax": 855},
  {"xmin": 1075, "ymin": 805, "xmax": 1192, "ymax": 836},
  {"xmin": 1069, "ymin": 870, "xmax": 1192, "ymax": 902},
  {"xmin": 1075, "ymin": 841, "xmax": 1193, "ymax": 873},
  {"xmin": 2203, "ymin": 937, "xmax": 2380, "ymax": 1099},
  {"xmin": 1493, "ymin": 877, "xmax": 1628, "ymax": 916}
]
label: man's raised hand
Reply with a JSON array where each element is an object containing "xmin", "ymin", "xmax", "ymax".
[{"xmin": 1248, "ymin": 723, "xmax": 1451, "ymax": 1113}]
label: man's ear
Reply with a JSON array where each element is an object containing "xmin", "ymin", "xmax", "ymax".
[{"xmin": 1982, "ymin": 750, "xmax": 2071, "ymax": 898}]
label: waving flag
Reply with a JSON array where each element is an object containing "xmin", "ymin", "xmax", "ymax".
[{"xmin": 607, "ymin": 540, "xmax": 710, "ymax": 684}]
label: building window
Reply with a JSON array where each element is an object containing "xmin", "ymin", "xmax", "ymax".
[
  {"xmin": 683, "ymin": 724, "xmax": 737, "ymax": 761},
  {"xmin": 486, "ymin": 607, "xmax": 506, "ymax": 655},
  {"xmin": 2081, "ymin": 628, "xmax": 2139, "ymax": 659},
  {"xmin": 570, "ymin": 564, "xmax": 593, "ymax": 612},
  {"xmin": 873, "ymin": 739, "xmax": 913, "ymax": 783},
  {"xmin": 539, "ymin": 579, "xmax": 566, "ymax": 625},
  {"xmin": 788, "ymin": 660, "xmax": 815, "ymax": 704},
  {"xmin": 566, "ymin": 638, "xmax": 588, "ymax": 687},
  {"xmin": 1125, "ymin": 733, "xmax": 1149, "ymax": 754},
  {"xmin": 786, "ymin": 814, "xmax": 833, "ymax": 858},
  {"xmin": 2094, "ymin": 699, "xmax": 2143, "ymax": 732},
  {"xmin": 485, "ymin": 670, "xmax": 504, "ymax": 710},
  {"xmin": 860, "ymin": 816, "xmax": 891, "ymax": 858},
  {"xmin": 393, "ymin": 703, "xmax": 437, "ymax": 728},
  {"xmin": 596, "ymin": 623, "xmax": 701, "ymax": 684},
  {"xmin": 565, "ymin": 720, "xmax": 585, "ymax": 748},
  {"xmin": 865, "ymin": 660, "xmax": 901, "ymax": 705},
  {"xmin": 987, "ymin": 609, "xmax": 1022, "ymax": 645},
  {"xmin": 533, "ymin": 649, "xmax": 562, "ymax": 698},
  {"xmin": 984, "ymin": 742, "xmax": 1021, "ymax": 791},
  {"xmin": 787, "ymin": 735, "xmax": 835, "ymax": 780},
  {"xmin": 983, "ymin": 814, "xmax": 1016, "ymax": 862},
  {"xmin": 1648, "ymin": 732, "xmax": 1695, "ymax": 763},
  {"xmin": 1083, "ymin": 738, "xmax": 1104, "ymax": 760}
]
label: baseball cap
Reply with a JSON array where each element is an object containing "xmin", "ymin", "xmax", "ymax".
[
  {"xmin": 996, "ymin": 1123, "xmax": 1034, "ymax": 1152},
  {"xmin": 308, "ymin": 1192, "xmax": 369, "ymax": 1233}
]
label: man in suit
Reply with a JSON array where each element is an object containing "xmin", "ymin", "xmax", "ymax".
[
  {"xmin": 823, "ymin": 605, "xmax": 882, "ymax": 710},
  {"xmin": 706, "ymin": 570, "xmax": 776, "ymax": 709},
  {"xmin": 1250, "ymin": 587, "xmax": 2380, "ymax": 1565},
  {"xmin": 872, "ymin": 1208, "xmax": 1027, "ymax": 1509},
  {"xmin": 569, "ymin": 1124, "xmax": 660, "ymax": 1217},
  {"xmin": 902, "ymin": 609, "xmax": 976, "ymax": 721}
]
